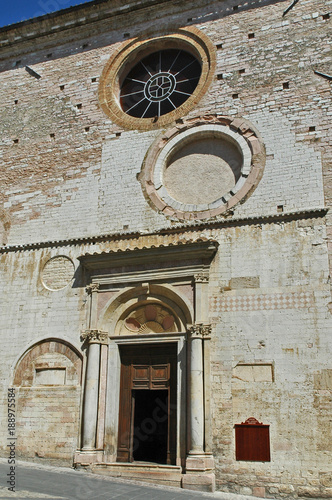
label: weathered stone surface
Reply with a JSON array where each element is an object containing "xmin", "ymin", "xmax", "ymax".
[{"xmin": 0, "ymin": 0, "xmax": 331, "ymax": 497}]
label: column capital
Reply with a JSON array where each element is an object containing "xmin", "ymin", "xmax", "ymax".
[
  {"xmin": 187, "ymin": 323, "xmax": 212, "ymax": 339},
  {"xmin": 81, "ymin": 329, "xmax": 108, "ymax": 344},
  {"xmin": 194, "ymin": 272, "xmax": 209, "ymax": 283},
  {"xmin": 86, "ymin": 283, "xmax": 100, "ymax": 295}
]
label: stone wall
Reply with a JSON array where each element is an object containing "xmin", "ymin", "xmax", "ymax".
[{"xmin": 0, "ymin": 0, "xmax": 331, "ymax": 496}]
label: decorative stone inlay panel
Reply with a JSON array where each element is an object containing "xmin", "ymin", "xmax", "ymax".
[
  {"xmin": 120, "ymin": 303, "xmax": 178, "ymax": 334},
  {"xmin": 41, "ymin": 256, "xmax": 74, "ymax": 291},
  {"xmin": 211, "ymin": 291, "xmax": 314, "ymax": 312}
]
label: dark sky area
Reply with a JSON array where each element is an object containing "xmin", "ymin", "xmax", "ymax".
[{"xmin": 0, "ymin": 0, "xmax": 94, "ymax": 28}]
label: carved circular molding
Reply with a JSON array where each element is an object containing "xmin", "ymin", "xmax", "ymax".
[
  {"xmin": 98, "ymin": 27, "xmax": 216, "ymax": 130},
  {"xmin": 139, "ymin": 116, "xmax": 266, "ymax": 220},
  {"xmin": 41, "ymin": 256, "xmax": 75, "ymax": 291}
]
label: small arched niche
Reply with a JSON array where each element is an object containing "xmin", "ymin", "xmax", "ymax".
[{"xmin": 13, "ymin": 338, "xmax": 82, "ymax": 387}]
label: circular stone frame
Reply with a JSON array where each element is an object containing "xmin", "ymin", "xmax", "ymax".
[
  {"xmin": 138, "ymin": 116, "xmax": 266, "ymax": 220},
  {"xmin": 41, "ymin": 255, "xmax": 75, "ymax": 291},
  {"xmin": 98, "ymin": 27, "xmax": 216, "ymax": 130}
]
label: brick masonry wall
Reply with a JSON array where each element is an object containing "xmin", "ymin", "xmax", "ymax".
[
  {"xmin": 16, "ymin": 387, "xmax": 81, "ymax": 463},
  {"xmin": 0, "ymin": 0, "xmax": 330, "ymax": 245},
  {"xmin": 0, "ymin": 0, "xmax": 331, "ymax": 496}
]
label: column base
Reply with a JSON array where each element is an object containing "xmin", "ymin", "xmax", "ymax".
[
  {"xmin": 74, "ymin": 449, "xmax": 104, "ymax": 465},
  {"xmin": 183, "ymin": 453, "xmax": 215, "ymax": 492}
]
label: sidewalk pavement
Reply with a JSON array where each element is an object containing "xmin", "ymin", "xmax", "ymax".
[{"xmin": 0, "ymin": 458, "xmax": 265, "ymax": 500}]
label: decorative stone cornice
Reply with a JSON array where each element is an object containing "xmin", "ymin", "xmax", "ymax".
[
  {"xmin": 187, "ymin": 323, "xmax": 212, "ymax": 339},
  {"xmin": 79, "ymin": 240, "xmax": 218, "ymax": 271},
  {"xmin": 0, "ymin": 209, "xmax": 327, "ymax": 253},
  {"xmin": 80, "ymin": 330, "xmax": 108, "ymax": 344},
  {"xmin": 86, "ymin": 283, "xmax": 100, "ymax": 295}
]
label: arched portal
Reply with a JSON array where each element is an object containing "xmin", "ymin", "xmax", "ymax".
[
  {"xmin": 101, "ymin": 284, "xmax": 191, "ymax": 468},
  {"xmin": 75, "ymin": 241, "xmax": 217, "ymax": 489}
]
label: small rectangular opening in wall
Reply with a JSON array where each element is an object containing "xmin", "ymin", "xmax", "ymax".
[
  {"xmin": 91, "ymin": 77, "xmax": 97, "ymax": 82},
  {"xmin": 277, "ymin": 205, "xmax": 284, "ymax": 213},
  {"xmin": 217, "ymin": 73, "xmax": 224, "ymax": 80},
  {"xmin": 239, "ymin": 68, "xmax": 246, "ymax": 74},
  {"xmin": 232, "ymin": 93, "xmax": 239, "ymax": 99},
  {"xmin": 248, "ymin": 33, "xmax": 255, "ymax": 39},
  {"xmin": 35, "ymin": 368, "xmax": 66, "ymax": 386},
  {"xmin": 233, "ymin": 5, "xmax": 239, "ymax": 10},
  {"xmin": 235, "ymin": 418, "xmax": 271, "ymax": 461},
  {"xmin": 47, "ymin": 53, "xmax": 52, "ymax": 58},
  {"xmin": 60, "ymin": 85, "xmax": 65, "ymax": 90},
  {"xmin": 123, "ymin": 32, "xmax": 130, "ymax": 38},
  {"xmin": 216, "ymin": 43, "xmax": 223, "ymax": 49},
  {"xmin": 322, "ymin": 13, "xmax": 330, "ymax": 20},
  {"xmin": 283, "ymin": 82, "xmax": 289, "ymax": 89},
  {"xmin": 309, "ymin": 126, "xmax": 316, "ymax": 132},
  {"xmin": 76, "ymin": 103, "xmax": 82, "ymax": 109}
]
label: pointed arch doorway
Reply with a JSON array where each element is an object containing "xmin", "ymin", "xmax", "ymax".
[{"xmin": 117, "ymin": 343, "xmax": 177, "ymax": 465}]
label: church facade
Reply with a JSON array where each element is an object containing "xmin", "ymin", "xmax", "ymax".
[{"xmin": 0, "ymin": 0, "xmax": 331, "ymax": 496}]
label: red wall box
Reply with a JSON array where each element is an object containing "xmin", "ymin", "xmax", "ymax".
[{"xmin": 235, "ymin": 417, "xmax": 270, "ymax": 462}]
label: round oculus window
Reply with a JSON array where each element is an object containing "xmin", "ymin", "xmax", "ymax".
[
  {"xmin": 120, "ymin": 49, "xmax": 202, "ymax": 119},
  {"xmin": 98, "ymin": 29, "xmax": 216, "ymax": 129}
]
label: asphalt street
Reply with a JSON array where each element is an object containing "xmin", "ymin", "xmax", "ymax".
[{"xmin": 0, "ymin": 459, "xmax": 263, "ymax": 500}]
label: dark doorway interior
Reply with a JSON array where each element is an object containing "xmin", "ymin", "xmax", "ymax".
[{"xmin": 132, "ymin": 390, "xmax": 168, "ymax": 464}]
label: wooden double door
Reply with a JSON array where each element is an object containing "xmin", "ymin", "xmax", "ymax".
[{"xmin": 117, "ymin": 343, "xmax": 177, "ymax": 464}]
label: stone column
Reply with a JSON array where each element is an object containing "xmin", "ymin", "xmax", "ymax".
[
  {"xmin": 187, "ymin": 323, "xmax": 211, "ymax": 455},
  {"xmin": 80, "ymin": 330, "xmax": 108, "ymax": 451},
  {"xmin": 184, "ymin": 271, "xmax": 215, "ymax": 492}
]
